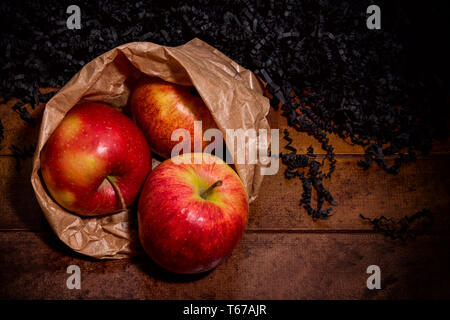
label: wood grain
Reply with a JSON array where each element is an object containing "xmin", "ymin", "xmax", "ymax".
[
  {"xmin": 0, "ymin": 157, "xmax": 43, "ymax": 231},
  {"xmin": 0, "ymin": 98, "xmax": 45, "ymax": 155},
  {"xmin": 0, "ymin": 95, "xmax": 449, "ymax": 300},
  {"xmin": 249, "ymin": 156, "xmax": 450, "ymax": 231},
  {"xmin": 1, "ymin": 231, "xmax": 449, "ymax": 299}
]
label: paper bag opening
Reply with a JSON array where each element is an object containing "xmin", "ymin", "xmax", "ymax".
[{"xmin": 31, "ymin": 38, "xmax": 271, "ymax": 259}]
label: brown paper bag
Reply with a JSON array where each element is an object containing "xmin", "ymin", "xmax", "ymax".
[{"xmin": 31, "ymin": 38, "xmax": 271, "ymax": 259}]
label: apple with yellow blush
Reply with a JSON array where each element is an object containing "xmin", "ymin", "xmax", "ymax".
[
  {"xmin": 138, "ymin": 153, "xmax": 249, "ymax": 274},
  {"xmin": 130, "ymin": 77, "xmax": 218, "ymax": 159},
  {"xmin": 40, "ymin": 102, "xmax": 151, "ymax": 216}
]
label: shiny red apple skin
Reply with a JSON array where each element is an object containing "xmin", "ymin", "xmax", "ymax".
[
  {"xmin": 130, "ymin": 77, "xmax": 218, "ymax": 159},
  {"xmin": 138, "ymin": 153, "xmax": 248, "ymax": 274},
  {"xmin": 40, "ymin": 102, "xmax": 151, "ymax": 216}
]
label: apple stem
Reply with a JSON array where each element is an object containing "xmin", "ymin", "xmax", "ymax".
[
  {"xmin": 200, "ymin": 180, "xmax": 223, "ymax": 200},
  {"xmin": 106, "ymin": 176, "xmax": 127, "ymax": 211}
]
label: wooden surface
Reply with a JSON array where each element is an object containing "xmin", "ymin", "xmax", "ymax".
[{"xmin": 0, "ymin": 98, "xmax": 449, "ymax": 299}]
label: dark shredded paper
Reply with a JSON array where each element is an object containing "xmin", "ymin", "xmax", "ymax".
[
  {"xmin": 1, "ymin": 0, "xmax": 448, "ymax": 225},
  {"xmin": 360, "ymin": 209, "xmax": 434, "ymax": 240},
  {"xmin": 280, "ymin": 129, "xmax": 337, "ymax": 219}
]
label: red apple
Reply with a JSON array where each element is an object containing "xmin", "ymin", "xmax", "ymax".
[
  {"xmin": 138, "ymin": 153, "xmax": 248, "ymax": 274},
  {"xmin": 40, "ymin": 102, "xmax": 151, "ymax": 216},
  {"xmin": 130, "ymin": 77, "xmax": 218, "ymax": 159}
]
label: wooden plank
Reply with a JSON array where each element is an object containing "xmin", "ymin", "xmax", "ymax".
[
  {"xmin": 0, "ymin": 155, "xmax": 449, "ymax": 232},
  {"xmin": 0, "ymin": 98, "xmax": 45, "ymax": 155},
  {"xmin": 0, "ymin": 231, "xmax": 449, "ymax": 299},
  {"xmin": 0, "ymin": 157, "xmax": 43, "ymax": 230},
  {"xmin": 249, "ymin": 156, "xmax": 450, "ymax": 231}
]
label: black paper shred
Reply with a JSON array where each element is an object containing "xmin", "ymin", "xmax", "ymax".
[
  {"xmin": 9, "ymin": 143, "xmax": 36, "ymax": 171},
  {"xmin": 360, "ymin": 209, "xmax": 434, "ymax": 240},
  {"xmin": 280, "ymin": 129, "xmax": 337, "ymax": 219},
  {"xmin": 12, "ymin": 100, "xmax": 35, "ymax": 124}
]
